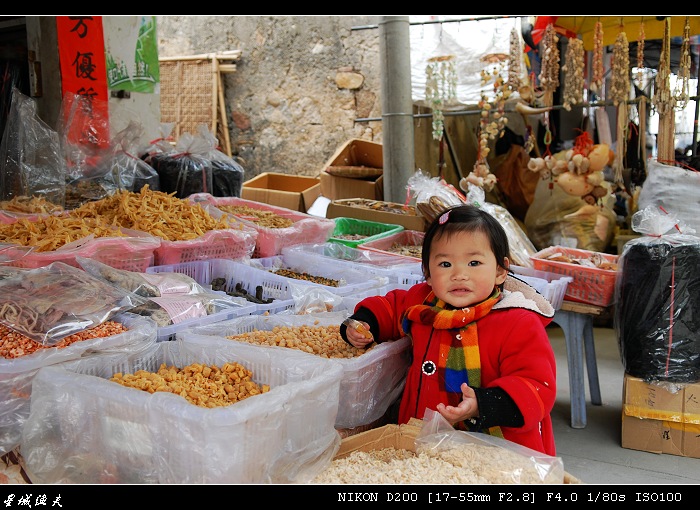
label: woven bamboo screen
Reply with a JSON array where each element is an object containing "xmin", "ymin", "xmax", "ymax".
[{"xmin": 159, "ymin": 51, "xmax": 241, "ymax": 157}]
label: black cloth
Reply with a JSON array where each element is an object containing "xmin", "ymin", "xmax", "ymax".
[{"xmin": 616, "ymin": 241, "xmax": 700, "ymax": 383}]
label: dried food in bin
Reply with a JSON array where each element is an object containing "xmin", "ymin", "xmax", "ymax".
[
  {"xmin": 0, "ymin": 320, "xmax": 128, "ymax": 360},
  {"xmin": 210, "ymin": 278, "xmax": 274, "ymax": 305},
  {"xmin": 110, "ymin": 361, "xmax": 269, "ymax": 408}
]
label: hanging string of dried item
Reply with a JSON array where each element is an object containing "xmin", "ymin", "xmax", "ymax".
[
  {"xmin": 462, "ymin": 56, "xmax": 510, "ymax": 192},
  {"xmin": 507, "ymin": 27, "xmax": 523, "ymax": 91},
  {"xmin": 636, "ymin": 20, "xmax": 647, "ymax": 166},
  {"xmin": 653, "ymin": 17, "xmax": 674, "ymax": 162},
  {"xmin": 610, "ymin": 29, "xmax": 630, "ymax": 184},
  {"xmin": 674, "ymin": 16, "xmax": 692, "ymax": 110},
  {"xmin": 652, "ymin": 19, "xmax": 673, "ymax": 116},
  {"xmin": 636, "ymin": 21, "xmax": 645, "ymax": 86},
  {"xmin": 425, "ymin": 55, "xmax": 458, "ymax": 141},
  {"xmin": 561, "ymin": 37, "xmax": 585, "ymax": 111},
  {"xmin": 590, "ymin": 20, "xmax": 604, "ymax": 95},
  {"xmin": 538, "ymin": 23, "xmax": 559, "ymax": 108}
]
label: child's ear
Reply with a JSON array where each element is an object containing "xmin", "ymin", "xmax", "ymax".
[{"xmin": 495, "ymin": 257, "xmax": 509, "ymax": 285}]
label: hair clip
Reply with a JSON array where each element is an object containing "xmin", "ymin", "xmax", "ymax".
[{"xmin": 439, "ymin": 210, "xmax": 450, "ymax": 224}]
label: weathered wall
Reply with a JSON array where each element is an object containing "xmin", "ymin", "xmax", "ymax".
[{"xmin": 156, "ymin": 15, "xmax": 384, "ymax": 180}]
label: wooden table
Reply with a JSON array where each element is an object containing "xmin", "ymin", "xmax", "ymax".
[{"xmin": 551, "ymin": 300, "xmax": 608, "ymax": 429}]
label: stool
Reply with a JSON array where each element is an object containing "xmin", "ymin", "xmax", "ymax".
[{"xmin": 550, "ymin": 301, "xmax": 604, "ymax": 429}]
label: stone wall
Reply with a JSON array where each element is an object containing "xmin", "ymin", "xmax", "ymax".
[{"xmin": 156, "ymin": 15, "xmax": 384, "ymax": 181}]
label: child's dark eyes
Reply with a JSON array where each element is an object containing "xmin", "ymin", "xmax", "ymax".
[{"xmin": 438, "ymin": 261, "xmax": 451, "ymax": 268}]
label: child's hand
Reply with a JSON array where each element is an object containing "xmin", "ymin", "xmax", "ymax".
[
  {"xmin": 344, "ymin": 319, "xmax": 374, "ymax": 348},
  {"xmin": 436, "ymin": 383, "xmax": 479, "ymax": 426}
]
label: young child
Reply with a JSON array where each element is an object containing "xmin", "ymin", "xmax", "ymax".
[{"xmin": 341, "ymin": 204, "xmax": 557, "ymax": 456}]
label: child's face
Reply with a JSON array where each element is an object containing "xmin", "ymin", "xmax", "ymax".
[{"xmin": 425, "ymin": 230, "xmax": 508, "ymax": 309}]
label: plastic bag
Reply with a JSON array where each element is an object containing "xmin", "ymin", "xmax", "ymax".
[
  {"xmin": 415, "ymin": 409, "xmax": 565, "ymax": 484},
  {"xmin": 406, "ymin": 169, "xmax": 465, "ymax": 224},
  {"xmin": 77, "ymin": 256, "xmax": 206, "ymax": 297},
  {"xmin": 0, "ymin": 261, "xmax": 145, "ymax": 345},
  {"xmin": 0, "ymin": 87, "xmax": 66, "ymax": 206},
  {"xmin": 95, "ymin": 120, "xmax": 160, "ymax": 194},
  {"xmin": 615, "ymin": 205, "xmax": 700, "ymax": 383},
  {"xmin": 197, "ymin": 125, "xmax": 245, "ymax": 197},
  {"xmin": 524, "ymin": 176, "xmax": 616, "ymax": 252},
  {"xmin": 147, "ymin": 130, "xmax": 213, "ymax": 199}
]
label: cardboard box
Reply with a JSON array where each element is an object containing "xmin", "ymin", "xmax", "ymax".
[
  {"xmin": 332, "ymin": 419, "xmax": 581, "ymax": 484},
  {"xmin": 242, "ymin": 172, "xmax": 320, "ymax": 212},
  {"xmin": 320, "ymin": 139, "xmax": 384, "ymax": 200},
  {"xmin": 621, "ymin": 373, "xmax": 700, "ymax": 458},
  {"xmin": 320, "ymin": 172, "xmax": 384, "ymax": 201},
  {"xmin": 326, "ymin": 198, "xmax": 426, "ymax": 232}
]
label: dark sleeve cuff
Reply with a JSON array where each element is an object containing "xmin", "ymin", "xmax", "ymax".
[
  {"xmin": 466, "ymin": 387, "xmax": 524, "ymax": 430},
  {"xmin": 340, "ymin": 307, "xmax": 380, "ymax": 347}
]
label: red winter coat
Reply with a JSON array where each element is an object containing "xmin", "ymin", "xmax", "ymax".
[{"xmin": 355, "ymin": 275, "xmax": 557, "ymax": 456}]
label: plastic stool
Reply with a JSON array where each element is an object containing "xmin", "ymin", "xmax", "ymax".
[{"xmin": 551, "ymin": 307, "xmax": 602, "ymax": 428}]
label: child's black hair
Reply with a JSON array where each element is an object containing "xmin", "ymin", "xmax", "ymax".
[{"xmin": 421, "ymin": 204, "xmax": 511, "ymax": 280}]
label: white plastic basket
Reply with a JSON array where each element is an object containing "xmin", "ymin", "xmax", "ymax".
[
  {"xmin": 510, "ymin": 265, "xmax": 572, "ymax": 310},
  {"xmin": 246, "ymin": 253, "xmax": 386, "ymax": 297},
  {"xmin": 282, "ymin": 242, "xmax": 423, "ymax": 286}
]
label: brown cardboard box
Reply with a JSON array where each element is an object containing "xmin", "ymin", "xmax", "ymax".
[
  {"xmin": 332, "ymin": 419, "xmax": 581, "ymax": 483},
  {"xmin": 320, "ymin": 172, "xmax": 384, "ymax": 201},
  {"xmin": 621, "ymin": 373, "xmax": 700, "ymax": 458},
  {"xmin": 326, "ymin": 198, "xmax": 427, "ymax": 232},
  {"xmin": 319, "ymin": 139, "xmax": 384, "ymax": 200},
  {"xmin": 241, "ymin": 172, "xmax": 320, "ymax": 212}
]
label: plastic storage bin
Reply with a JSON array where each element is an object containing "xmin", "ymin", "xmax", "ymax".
[
  {"xmin": 531, "ymin": 246, "xmax": 619, "ymax": 306},
  {"xmin": 183, "ymin": 313, "xmax": 411, "ymax": 429},
  {"xmin": 282, "ymin": 242, "xmax": 423, "ymax": 288},
  {"xmin": 510, "ymin": 265, "xmax": 573, "ymax": 310},
  {"xmin": 329, "ymin": 217, "xmax": 404, "ymax": 248},
  {"xmin": 20, "ymin": 336, "xmax": 343, "ymax": 483},
  {"xmin": 188, "ymin": 194, "xmax": 335, "ymax": 257},
  {"xmin": 359, "ymin": 229, "xmax": 425, "ymax": 262},
  {"xmin": 0, "ymin": 313, "xmax": 157, "ymax": 457}
]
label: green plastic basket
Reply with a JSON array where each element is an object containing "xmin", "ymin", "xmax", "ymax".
[{"xmin": 329, "ymin": 217, "xmax": 404, "ymax": 248}]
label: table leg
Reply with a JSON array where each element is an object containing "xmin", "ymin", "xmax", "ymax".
[{"xmin": 552, "ymin": 310, "xmax": 587, "ymax": 429}]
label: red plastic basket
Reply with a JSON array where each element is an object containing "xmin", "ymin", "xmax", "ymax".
[{"xmin": 531, "ymin": 246, "xmax": 619, "ymax": 307}]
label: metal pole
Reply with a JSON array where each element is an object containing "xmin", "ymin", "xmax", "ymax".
[{"xmin": 379, "ymin": 16, "xmax": 415, "ymax": 203}]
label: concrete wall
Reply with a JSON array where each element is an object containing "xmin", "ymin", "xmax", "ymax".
[{"xmin": 156, "ymin": 16, "xmax": 384, "ymax": 180}]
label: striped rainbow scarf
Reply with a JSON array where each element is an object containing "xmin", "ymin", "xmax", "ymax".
[{"xmin": 401, "ymin": 287, "xmax": 504, "ymax": 437}]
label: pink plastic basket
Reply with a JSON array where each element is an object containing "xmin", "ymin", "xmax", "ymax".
[
  {"xmin": 3, "ymin": 228, "xmax": 160, "ymax": 272},
  {"xmin": 153, "ymin": 227, "xmax": 257, "ymax": 266},
  {"xmin": 359, "ymin": 230, "xmax": 425, "ymax": 262},
  {"xmin": 189, "ymin": 194, "xmax": 335, "ymax": 258}
]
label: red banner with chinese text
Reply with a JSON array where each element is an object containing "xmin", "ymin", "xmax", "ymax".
[{"xmin": 56, "ymin": 16, "xmax": 110, "ymax": 153}]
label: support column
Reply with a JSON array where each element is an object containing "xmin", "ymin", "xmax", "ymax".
[{"xmin": 379, "ymin": 16, "xmax": 415, "ymax": 203}]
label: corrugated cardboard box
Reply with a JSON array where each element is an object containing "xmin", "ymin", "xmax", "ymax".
[
  {"xmin": 332, "ymin": 419, "xmax": 581, "ymax": 483},
  {"xmin": 242, "ymin": 172, "xmax": 320, "ymax": 212},
  {"xmin": 621, "ymin": 373, "xmax": 700, "ymax": 458},
  {"xmin": 326, "ymin": 198, "xmax": 426, "ymax": 232},
  {"xmin": 320, "ymin": 139, "xmax": 384, "ymax": 200}
]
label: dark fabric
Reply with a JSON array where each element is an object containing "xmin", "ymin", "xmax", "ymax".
[
  {"xmin": 467, "ymin": 386, "xmax": 524, "ymax": 430},
  {"xmin": 616, "ymin": 241, "xmax": 700, "ymax": 383}
]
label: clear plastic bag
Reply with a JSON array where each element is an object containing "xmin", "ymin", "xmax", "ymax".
[
  {"xmin": 0, "ymin": 88, "xmax": 66, "ymax": 207},
  {"xmin": 0, "ymin": 262, "xmax": 145, "ymax": 345}
]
